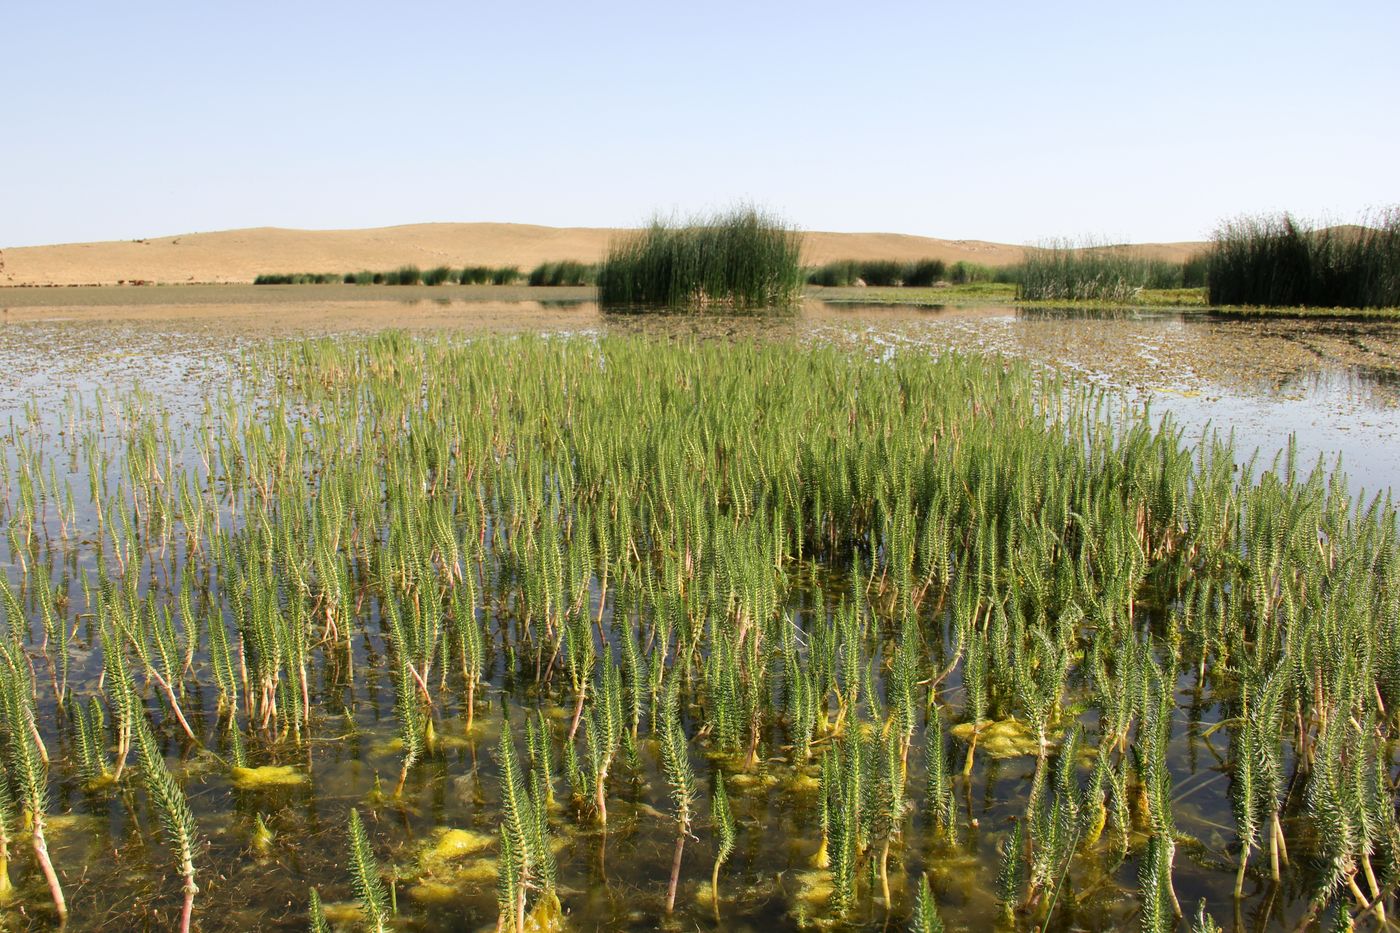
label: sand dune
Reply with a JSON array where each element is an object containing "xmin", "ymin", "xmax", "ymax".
[{"xmin": 0, "ymin": 223, "xmax": 1207, "ymax": 287}]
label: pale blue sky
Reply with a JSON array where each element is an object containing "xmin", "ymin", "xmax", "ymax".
[{"xmin": 3, "ymin": 1, "xmax": 1397, "ymax": 247}]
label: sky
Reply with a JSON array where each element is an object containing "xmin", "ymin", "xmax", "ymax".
[{"xmin": 3, "ymin": 0, "xmax": 1397, "ymax": 247}]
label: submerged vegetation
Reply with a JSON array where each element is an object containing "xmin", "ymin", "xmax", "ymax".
[
  {"xmin": 598, "ymin": 207, "xmax": 804, "ymax": 310},
  {"xmin": 1208, "ymin": 210, "xmax": 1400, "ymax": 308},
  {"xmin": 0, "ymin": 330, "xmax": 1398, "ymax": 931}
]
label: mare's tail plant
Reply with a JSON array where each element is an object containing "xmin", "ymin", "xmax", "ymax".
[
  {"xmin": 660, "ymin": 680, "xmax": 696, "ymax": 913},
  {"xmin": 346, "ymin": 808, "xmax": 390, "ymax": 933},
  {"xmin": 0, "ymin": 642, "xmax": 66, "ymax": 921},
  {"xmin": 710, "ymin": 770, "xmax": 736, "ymax": 918},
  {"xmin": 133, "ymin": 712, "xmax": 200, "ymax": 933}
]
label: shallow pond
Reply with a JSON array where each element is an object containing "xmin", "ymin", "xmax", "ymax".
[{"xmin": 0, "ymin": 296, "xmax": 1396, "ymax": 932}]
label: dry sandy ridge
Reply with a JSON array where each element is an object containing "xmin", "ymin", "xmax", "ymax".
[{"xmin": 0, "ymin": 223, "xmax": 1208, "ymax": 287}]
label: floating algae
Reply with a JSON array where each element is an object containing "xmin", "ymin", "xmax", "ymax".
[
  {"xmin": 727, "ymin": 770, "xmax": 780, "ymax": 791},
  {"xmin": 453, "ymin": 858, "xmax": 499, "ymax": 883},
  {"xmin": 951, "ymin": 717, "xmax": 1043, "ymax": 759},
  {"xmin": 320, "ymin": 901, "xmax": 364, "ymax": 924},
  {"xmin": 229, "ymin": 765, "xmax": 307, "ymax": 789},
  {"xmin": 420, "ymin": 827, "xmax": 494, "ymax": 870},
  {"xmin": 43, "ymin": 813, "xmax": 103, "ymax": 837},
  {"xmin": 408, "ymin": 880, "xmax": 461, "ymax": 905},
  {"xmin": 791, "ymin": 870, "xmax": 835, "ymax": 907}
]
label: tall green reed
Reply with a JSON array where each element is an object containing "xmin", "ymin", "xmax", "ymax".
[{"xmin": 597, "ymin": 207, "xmax": 803, "ymax": 310}]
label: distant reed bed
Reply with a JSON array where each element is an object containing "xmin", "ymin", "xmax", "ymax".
[
  {"xmin": 948, "ymin": 260, "xmax": 1005, "ymax": 284},
  {"xmin": 1017, "ymin": 240, "xmax": 1188, "ymax": 302},
  {"xmin": 597, "ymin": 207, "xmax": 803, "ymax": 311},
  {"xmin": 807, "ymin": 258, "xmax": 948, "ymax": 287},
  {"xmin": 807, "ymin": 258, "xmax": 1023, "ymax": 288},
  {"xmin": 252, "ymin": 272, "xmax": 342, "ymax": 285},
  {"xmin": 256, "ymin": 264, "xmax": 521, "ymax": 286},
  {"xmin": 1208, "ymin": 210, "xmax": 1400, "ymax": 308}
]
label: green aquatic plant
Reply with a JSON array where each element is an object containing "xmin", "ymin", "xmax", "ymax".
[
  {"xmin": 872, "ymin": 718, "xmax": 907, "ymax": 905},
  {"xmin": 0, "ymin": 641, "xmax": 66, "ymax": 921},
  {"xmin": 70, "ymin": 694, "xmax": 112, "ymax": 785},
  {"xmin": 1137, "ymin": 662, "xmax": 1182, "ymax": 922},
  {"xmin": 827, "ymin": 723, "xmax": 865, "ymax": 917},
  {"xmin": 308, "ymin": 887, "xmax": 331, "ymax": 933},
  {"xmin": 453, "ymin": 580, "xmax": 485, "ymax": 732},
  {"xmin": 583, "ymin": 647, "xmax": 623, "ymax": 825},
  {"xmin": 0, "ymin": 773, "xmax": 15, "ymax": 904},
  {"xmin": 911, "ymin": 873, "xmax": 944, "ymax": 933},
  {"xmin": 1140, "ymin": 830, "xmax": 1176, "ymax": 933},
  {"xmin": 813, "ymin": 749, "xmax": 834, "ymax": 869},
  {"xmin": 526, "ymin": 712, "xmax": 557, "ymax": 810},
  {"xmin": 133, "ymin": 712, "xmax": 200, "ymax": 933},
  {"xmin": 496, "ymin": 719, "xmax": 557, "ymax": 932},
  {"xmin": 346, "ymin": 808, "xmax": 390, "ymax": 933},
  {"xmin": 660, "ymin": 680, "xmax": 696, "ymax": 913},
  {"xmin": 1230, "ymin": 664, "xmax": 1288, "ymax": 896},
  {"xmin": 709, "ymin": 769, "xmax": 736, "ymax": 917},
  {"xmin": 1191, "ymin": 899, "xmax": 1223, "ymax": 933},
  {"xmin": 923, "ymin": 710, "xmax": 956, "ymax": 843},
  {"xmin": 392, "ymin": 648, "xmax": 426, "ymax": 796},
  {"xmin": 996, "ymin": 819, "xmax": 1024, "ymax": 924}
]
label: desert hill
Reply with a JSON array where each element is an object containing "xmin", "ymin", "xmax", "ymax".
[{"xmin": 0, "ymin": 223, "xmax": 1207, "ymax": 287}]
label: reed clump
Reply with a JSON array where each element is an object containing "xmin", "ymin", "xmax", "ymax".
[
  {"xmin": 422, "ymin": 265, "xmax": 454, "ymax": 286},
  {"xmin": 948, "ymin": 260, "xmax": 1003, "ymax": 284},
  {"xmin": 597, "ymin": 207, "xmax": 803, "ymax": 310},
  {"xmin": 1207, "ymin": 209, "xmax": 1400, "ymax": 308},
  {"xmin": 460, "ymin": 265, "xmax": 520, "ymax": 285},
  {"xmin": 527, "ymin": 260, "xmax": 596, "ymax": 287},
  {"xmin": 387, "ymin": 264, "xmax": 422, "ymax": 286}
]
